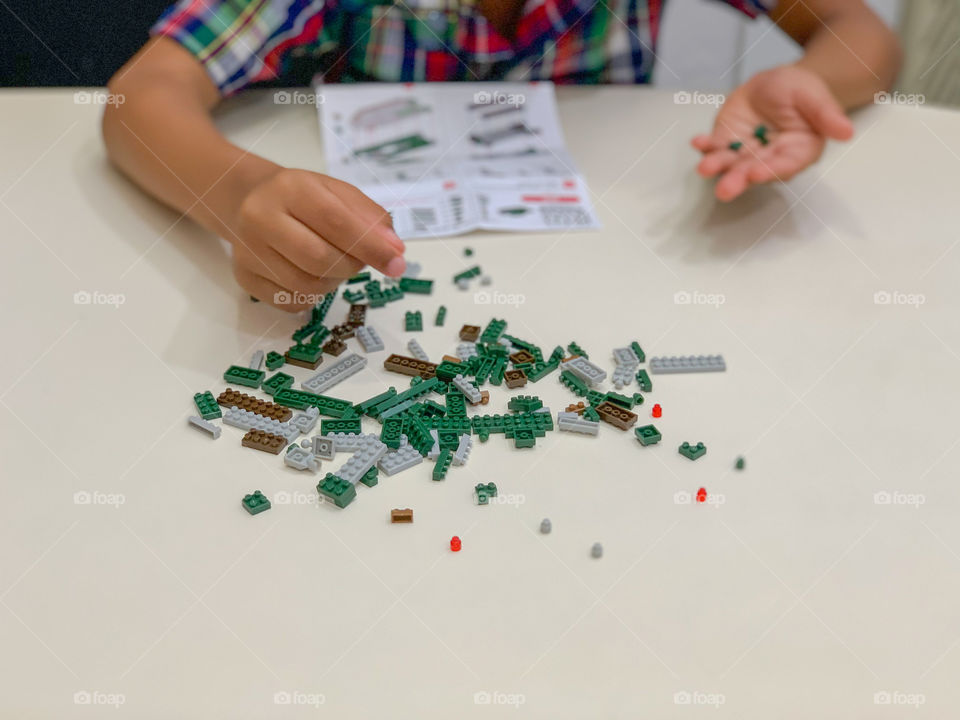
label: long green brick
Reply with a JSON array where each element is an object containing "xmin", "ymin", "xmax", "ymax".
[{"xmin": 224, "ymin": 365, "xmax": 265, "ymax": 388}]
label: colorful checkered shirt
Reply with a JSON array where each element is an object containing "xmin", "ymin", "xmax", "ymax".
[{"xmin": 152, "ymin": 0, "xmax": 776, "ymax": 96}]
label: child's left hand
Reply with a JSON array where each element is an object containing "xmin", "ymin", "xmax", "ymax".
[{"xmin": 692, "ymin": 64, "xmax": 855, "ymax": 201}]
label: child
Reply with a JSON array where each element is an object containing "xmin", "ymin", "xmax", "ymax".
[{"xmin": 103, "ymin": 0, "xmax": 900, "ymax": 311}]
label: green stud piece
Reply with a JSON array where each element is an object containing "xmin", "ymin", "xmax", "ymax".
[
  {"xmin": 359, "ymin": 466, "xmax": 379, "ymax": 488},
  {"xmin": 286, "ymin": 342, "xmax": 324, "ymax": 366},
  {"xmin": 445, "ymin": 392, "xmax": 467, "ymax": 418},
  {"xmin": 728, "ymin": 141, "xmax": 743, "ymax": 151},
  {"xmin": 435, "ymin": 360, "xmax": 464, "ymax": 382},
  {"xmin": 193, "ymin": 391, "xmax": 221, "ymax": 420},
  {"xmin": 635, "ymin": 368, "xmax": 652, "ymax": 393},
  {"xmin": 398, "ymin": 277, "xmax": 433, "ymax": 295},
  {"xmin": 567, "ymin": 341, "xmax": 588, "ymax": 359},
  {"xmin": 453, "ymin": 265, "xmax": 482, "ymax": 283},
  {"xmin": 603, "ymin": 391, "xmax": 635, "ymax": 410},
  {"xmin": 507, "ymin": 395, "xmax": 543, "ymax": 413},
  {"xmin": 265, "ymin": 351, "xmax": 285, "ymax": 370},
  {"xmin": 480, "ymin": 318, "xmax": 507, "ymax": 344},
  {"xmin": 735, "ymin": 456, "xmax": 745, "ymax": 470},
  {"xmin": 526, "ymin": 360, "xmax": 559, "ymax": 382},
  {"xmin": 317, "ymin": 473, "xmax": 356, "ymax": 508},
  {"xmin": 380, "ymin": 416, "xmax": 404, "ymax": 449},
  {"xmin": 582, "ymin": 406, "xmax": 601, "ymax": 423},
  {"xmin": 321, "ymin": 417, "xmax": 362, "ymax": 435},
  {"xmin": 404, "ymin": 415, "xmax": 435, "ymax": 456},
  {"xmin": 355, "ymin": 387, "xmax": 397, "ymax": 417},
  {"xmin": 464, "ymin": 247, "xmax": 474, "ymax": 257},
  {"xmin": 679, "ymin": 442, "xmax": 707, "ymax": 461},
  {"xmin": 475, "ymin": 482, "xmax": 497, "ymax": 504},
  {"xmin": 559, "ymin": 370, "xmax": 589, "ymax": 397},
  {"xmin": 261, "ymin": 371, "xmax": 294, "ymax": 396},
  {"xmin": 584, "ymin": 390, "xmax": 605, "ymax": 406},
  {"xmin": 224, "ymin": 365, "xmax": 265, "ymax": 388},
  {"xmin": 514, "ymin": 429, "xmax": 536, "ymax": 449},
  {"xmin": 433, "ymin": 449, "xmax": 453, "ymax": 481},
  {"xmin": 635, "ymin": 424, "xmax": 661, "ymax": 446},
  {"xmin": 753, "ymin": 125, "xmax": 769, "ymax": 145},
  {"xmin": 404, "ymin": 310, "xmax": 423, "ymax": 332},
  {"xmin": 242, "ymin": 491, "xmax": 271, "ymax": 515}
]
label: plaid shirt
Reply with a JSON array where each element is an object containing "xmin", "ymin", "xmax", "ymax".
[{"xmin": 152, "ymin": 0, "xmax": 776, "ymax": 96}]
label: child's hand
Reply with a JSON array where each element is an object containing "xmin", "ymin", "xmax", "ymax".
[
  {"xmin": 692, "ymin": 65, "xmax": 855, "ymax": 202},
  {"xmin": 232, "ymin": 169, "xmax": 405, "ymax": 311}
]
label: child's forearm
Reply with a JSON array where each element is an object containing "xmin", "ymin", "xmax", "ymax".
[
  {"xmin": 102, "ymin": 38, "xmax": 278, "ymax": 239},
  {"xmin": 773, "ymin": 1, "xmax": 902, "ymax": 109}
]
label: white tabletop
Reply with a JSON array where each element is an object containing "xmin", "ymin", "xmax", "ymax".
[{"xmin": 2, "ymin": 86, "xmax": 960, "ymax": 719}]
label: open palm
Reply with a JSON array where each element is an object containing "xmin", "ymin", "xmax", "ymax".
[{"xmin": 692, "ymin": 65, "xmax": 855, "ymax": 201}]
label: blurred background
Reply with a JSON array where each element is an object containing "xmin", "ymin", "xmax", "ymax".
[{"xmin": 1, "ymin": 0, "xmax": 957, "ymax": 106}]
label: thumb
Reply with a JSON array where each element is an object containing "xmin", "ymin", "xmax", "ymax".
[{"xmin": 795, "ymin": 83, "xmax": 855, "ymax": 142}]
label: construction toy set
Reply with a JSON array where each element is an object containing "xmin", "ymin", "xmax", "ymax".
[{"xmin": 189, "ymin": 257, "xmax": 739, "ymax": 556}]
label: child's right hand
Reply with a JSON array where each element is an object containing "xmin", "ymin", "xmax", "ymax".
[{"xmin": 231, "ymin": 168, "xmax": 406, "ymax": 311}]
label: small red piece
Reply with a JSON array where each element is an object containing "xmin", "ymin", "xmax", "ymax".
[
  {"xmin": 652, "ymin": 404, "xmax": 662, "ymax": 418},
  {"xmin": 450, "ymin": 536, "xmax": 461, "ymax": 552},
  {"xmin": 696, "ymin": 488, "xmax": 707, "ymax": 503}
]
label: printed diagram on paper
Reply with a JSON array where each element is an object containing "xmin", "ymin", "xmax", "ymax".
[{"xmin": 317, "ymin": 82, "xmax": 601, "ymax": 239}]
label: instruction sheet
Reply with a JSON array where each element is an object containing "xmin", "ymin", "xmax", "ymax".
[{"xmin": 317, "ymin": 82, "xmax": 601, "ymax": 239}]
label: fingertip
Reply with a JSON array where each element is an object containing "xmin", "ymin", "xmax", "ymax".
[
  {"xmin": 384, "ymin": 228, "xmax": 405, "ymax": 253},
  {"xmin": 385, "ymin": 255, "xmax": 406, "ymax": 278},
  {"xmin": 747, "ymin": 163, "xmax": 774, "ymax": 184},
  {"xmin": 715, "ymin": 171, "xmax": 749, "ymax": 202},
  {"xmin": 832, "ymin": 115, "xmax": 856, "ymax": 141},
  {"xmin": 691, "ymin": 135, "xmax": 713, "ymax": 151}
]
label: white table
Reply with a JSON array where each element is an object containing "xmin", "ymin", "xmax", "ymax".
[{"xmin": 2, "ymin": 87, "xmax": 960, "ymax": 719}]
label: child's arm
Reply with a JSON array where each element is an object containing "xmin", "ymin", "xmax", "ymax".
[
  {"xmin": 103, "ymin": 37, "xmax": 405, "ymax": 311},
  {"xmin": 693, "ymin": 0, "xmax": 901, "ymax": 201}
]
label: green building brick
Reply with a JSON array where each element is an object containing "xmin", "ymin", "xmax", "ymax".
[
  {"xmin": 398, "ymin": 277, "xmax": 434, "ymax": 294},
  {"xmin": 317, "ymin": 474, "xmax": 357, "ymax": 508},
  {"xmin": 635, "ymin": 425, "xmax": 661, "ymax": 446},
  {"xmin": 445, "ymin": 392, "xmax": 467, "ymax": 417},
  {"xmin": 193, "ymin": 391, "xmax": 221, "ymax": 420},
  {"xmin": 507, "ymin": 395, "xmax": 543, "ymax": 413},
  {"xmin": 265, "ymin": 351, "xmax": 285, "ymax": 370},
  {"xmin": 380, "ymin": 417, "xmax": 404, "ymax": 449},
  {"xmin": 635, "ymin": 368, "xmax": 652, "ymax": 392},
  {"xmin": 453, "ymin": 265, "xmax": 481, "ymax": 282},
  {"xmin": 359, "ymin": 466, "xmax": 379, "ymax": 488},
  {"xmin": 559, "ymin": 369, "xmax": 588, "ymax": 397},
  {"xmin": 567, "ymin": 341, "xmax": 588, "ymax": 358},
  {"xmin": 261, "ymin": 371, "xmax": 295, "ymax": 396},
  {"xmin": 480, "ymin": 318, "xmax": 507, "ymax": 344},
  {"xmin": 321, "ymin": 417, "xmax": 363, "ymax": 435},
  {"xmin": 679, "ymin": 442, "xmax": 707, "ymax": 461},
  {"xmin": 242, "ymin": 491, "xmax": 271, "ymax": 515},
  {"xmin": 475, "ymin": 482, "xmax": 498, "ymax": 503},
  {"xmin": 433, "ymin": 449, "xmax": 453, "ymax": 481},
  {"xmin": 355, "ymin": 388, "xmax": 397, "ymax": 417},
  {"xmin": 224, "ymin": 365, "xmax": 265, "ymax": 388},
  {"xmin": 404, "ymin": 311, "xmax": 423, "ymax": 332}
]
